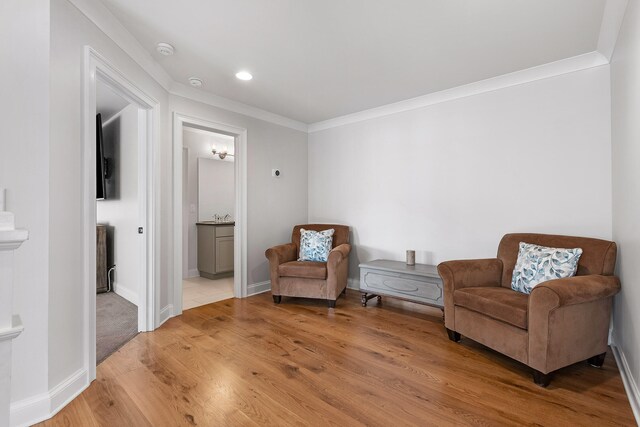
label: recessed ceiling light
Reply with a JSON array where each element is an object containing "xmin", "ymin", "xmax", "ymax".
[
  {"xmin": 188, "ymin": 77, "xmax": 203, "ymax": 87},
  {"xmin": 156, "ymin": 42, "xmax": 174, "ymax": 56},
  {"xmin": 235, "ymin": 71, "xmax": 253, "ymax": 81}
]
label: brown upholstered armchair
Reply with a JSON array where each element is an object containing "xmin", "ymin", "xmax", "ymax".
[
  {"xmin": 265, "ymin": 224, "xmax": 351, "ymax": 308},
  {"xmin": 438, "ymin": 233, "xmax": 620, "ymax": 387}
]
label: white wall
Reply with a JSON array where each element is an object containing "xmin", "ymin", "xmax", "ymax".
[
  {"xmin": 48, "ymin": 0, "xmax": 170, "ymax": 409},
  {"xmin": 171, "ymin": 95, "xmax": 308, "ymax": 286},
  {"xmin": 0, "ymin": 0, "xmax": 51, "ymax": 411},
  {"xmin": 5, "ymin": 0, "xmax": 308, "ymax": 422},
  {"xmin": 182, "ymin": 128, "xmax": 235, "ymax": 277},
  {"xmin": 198, "ymin": 158, "xmax": 235, "ymax": 221},
  {"xmin": 611, "ymin": 0, "xmax": 640, "ymax": 417},
  {"xmin": 96, "ymin": 103, "xmax": 140, "ymax": 305},
  {"xmin": 309, "ymin": 66, "xmax": 613, "ymax": 281}
]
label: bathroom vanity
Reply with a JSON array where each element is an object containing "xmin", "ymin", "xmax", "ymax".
[{"xmin": 196, "ymin": 222, "xmax": 235, "ymax": 279}]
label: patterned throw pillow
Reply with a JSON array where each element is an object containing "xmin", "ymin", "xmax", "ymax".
[
  {"xmin": 298, "ymin": 228, "xmax": 335, "ymax": 262},
  {"xmin": 511, "ymin": 242, "xmax": 583, "ymax": 294}
]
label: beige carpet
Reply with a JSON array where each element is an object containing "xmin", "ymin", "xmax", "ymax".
[{"xmin": 96, "ymin": 292, "xmax": 138, "ymax": 364}]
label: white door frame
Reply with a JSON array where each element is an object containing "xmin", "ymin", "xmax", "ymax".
[
  {"xmin": 172, "ymin": 113, "xmax": 248, "ymax": 314},
  {"xmin": 82, "ymin": 46, "xmax": 160, "ymax": 381}
]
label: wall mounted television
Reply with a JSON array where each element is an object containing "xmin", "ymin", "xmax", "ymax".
[{"xmin": 96, "ymin": 113, "xmax": 107, "ymax": 200}]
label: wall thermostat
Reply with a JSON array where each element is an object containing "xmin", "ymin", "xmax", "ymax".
[{"xmin": 272, "ymin": 169, "xmax": 281, "ymax": 177}]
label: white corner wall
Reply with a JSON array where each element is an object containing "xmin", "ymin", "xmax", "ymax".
[
  {"xmin": 96, "ymin": 104, "xmax": 140, "ymax": 305},
  {"xmin": 611, "ymin": 0, "xmax": 640, "ymax": 420},
  {"xmin": 171, "ymin": 95, "xmax": 308, "ymax": 287},
  {"xmin": 44, "ymin": 0, "xmax": 171, "ymax": 424},
  {"xmin": 309, "ymin": 66, "xmax": 613, "ymax": 281},
  {"xmin": 0, "ymin": 0, "xmax": 51, "ymax": 420}
]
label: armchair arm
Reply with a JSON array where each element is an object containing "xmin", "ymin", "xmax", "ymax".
[
  {"xmin": 327, "ymin": 243, "xmax": 351, "ymax": 271},
  {"xmin": 265, "ymin": 243, "xmax": 297, "ymax": 266},
  {"xmin": 528, "ymin": 275, "xmax": 620, "ymax": 373},
  {"xmin": 437, "ymin": 258, "xmax": 504, "ymax": 290},
  {"xmin": 529, "ymin": 275, "xmax": 620, "ymax": 310},
  {"xmin": 265, "ymin": 243, "xmax": 297, "ymax": 295},
  {"xmin": 437, "ymin": 258, "xmax": 503, "ymax": 330},
  {"xmin": 326, "ymin": 243, "xmax": 351, "ymax": 299}
]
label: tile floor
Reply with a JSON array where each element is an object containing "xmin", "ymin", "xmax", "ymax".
[{"xmin": 182, "ymin": 275, "xmax": 234, "ymax": 310}]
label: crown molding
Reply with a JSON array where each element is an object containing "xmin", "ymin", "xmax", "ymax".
[
  {"xmin": 66, "ymin": 0, "xmax": 173, "ymax": 91},
  {"xmin": 597, "ymin": 0, "xmax": 629, "ymax": 60},
  {"xmin": 66, "ymin": 0, "xmax": 624, "ymax": 136},
  {"xmin": 308, "ymin": 51, "xmax": 608, "ymax": 133},
  {"xmin": 169, "ymin": 82, "xmax": 308, "ymax": 133},
  {"xmin": 66, "ymin": 0, "xmax": 308, "ymax": 132}
]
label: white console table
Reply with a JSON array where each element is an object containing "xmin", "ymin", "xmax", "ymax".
[
  {"xmin": 0, "ymin": 190, "xmax": 28, "ymax": 426},
  {"xmin": 359, "ymin": 259, "xmax": 444, "ymax": 309}
]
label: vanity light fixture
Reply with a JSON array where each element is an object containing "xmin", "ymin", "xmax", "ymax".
[
  {"xmin": 235, "ymin": 71, "xmax": 253, "ymax": 81},
  {"xmin": 211, "ymin": 146, "xmax": 234, "ymax": 160}
]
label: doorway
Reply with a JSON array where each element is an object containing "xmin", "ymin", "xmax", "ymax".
[
  {"xmin": 95, "ymin": 81, "xmax": 140, "ymax": 363},
  {"xmin": 83, "ymin": 47, "xmax": 160, "ymax": 382},
  {"xmin": 172, "ymin": 114, "xmax": 248, "ymax": 315},
  {"xmin": 182, "ymin": 126, "xmax": 236, "ymax": 309}
]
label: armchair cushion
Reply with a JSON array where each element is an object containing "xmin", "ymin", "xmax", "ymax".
[
  {"xmin": 511, "ymin": 242, "xmax": 582, "ymax": 294},
  {"xmin": 298, "ymin": 228, "xmax": 334, "ymax": 262},
  {"xmin": 278, "ymin": 261, "xmax": 327, "ymax": 280},
  {"xmin": 455, "ymin": 287, "xmax": 529, "ymax": 330}
]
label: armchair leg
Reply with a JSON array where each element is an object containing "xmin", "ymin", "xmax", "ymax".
[
  {"xmin": 533, "ymin": 370, "xmax": 551, "ymax": 387},
  {"xmin": 272, "ymin": 295, "xmax": 281, "ymax": 304},
  {"xmin": 446, "ymin": 328, "xmax": 461, "ymax": 342},
  {"xmin": 588, "ymin": 352, "xmax": 606, "ymax": 368},
  {"xmin": 328, "ymin": 299, "xmax": 336, "ymax": 308}
]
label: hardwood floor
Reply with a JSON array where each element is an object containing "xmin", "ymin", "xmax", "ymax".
[{"xmin": 40, "ymin": 291, "xmax": 635, "ymax": 426}]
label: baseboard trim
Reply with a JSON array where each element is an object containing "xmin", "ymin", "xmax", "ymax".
[
  {"xmin": 247, "ymin": 281, "xmax": 270, "ymax": 296},
  {"xmin": 159, "ymin": 304, "xmax": 173, "ymax": 326},
  {"xmin": 10, "ymin": 369, "xmax": 88, "ymax": 427},
  {"xmin": 48, "ymin": 369, "xmax": 88, "ymax": 420},
  {"xmin": 187, "ymin": 269, "xmax": 199, "ymax": 279},
  {"xmin": 612, "ymin": 345, "xmax": 640, "ymax": 424},
  {"xmin": 10, "ymin": 391, "xmax": 49, "ymax": 427},
  {"xmin": 113, "ymin": 283, "xmax": 138, "ymax": 306}
]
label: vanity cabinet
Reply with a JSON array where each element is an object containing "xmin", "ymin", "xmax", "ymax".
[{"xmin": 197, "ymin": 223, "xmax": 234, "ymax": 279}]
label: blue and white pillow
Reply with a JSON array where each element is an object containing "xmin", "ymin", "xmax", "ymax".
[
  {"xmin": 298, "ymin": 228, "xmax": 335, "ymax": 262},
  {"xmin": 511, "ymin": 242, "xmax": 583, "ymax": 294}
]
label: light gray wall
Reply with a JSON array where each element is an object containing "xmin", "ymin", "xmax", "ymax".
[
  {"xmin": 0, "ymin": 0, "xmax": 50, "ymax": 405},
  {"xmin": 309, "ymin": 66, "xmax": 613, "ymax": 281},
  {"xmin": 611, "ymin": 0, "xmax": 640, "ymax": 415},
  {"xmin": 170, "ymin": 95, "xmax": 308, "ymax": 286},
  {"xmin": 96, "ymin": 104, "xmax": 140, "ymax": 305},
  {"xmin": 49, "ymin": 0, "xmax": 170, "ymax": 391}
]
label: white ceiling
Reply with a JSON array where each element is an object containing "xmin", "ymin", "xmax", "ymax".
[{"xmin": 99, "ymin": 0, "xmax": 607, "ymax": 124}]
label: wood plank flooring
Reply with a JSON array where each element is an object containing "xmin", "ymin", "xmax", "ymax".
[{"xmin": 40, "ymin": 291, "xmax": 636, "ymax": 426}]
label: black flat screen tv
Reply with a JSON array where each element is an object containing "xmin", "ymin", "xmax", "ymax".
[{"xmin": 96, "ymin": 113, "xmax": 107, "ymax": 200}]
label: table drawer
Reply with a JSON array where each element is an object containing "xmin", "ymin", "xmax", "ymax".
[{"xmin": 360, "ymin": 269, "xmax": 443, "ymax": 306}]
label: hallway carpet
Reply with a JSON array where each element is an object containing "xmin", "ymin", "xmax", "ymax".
[{"xmin": 96, "ymin": 292, "xmax": 138, "ymax": 364}]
